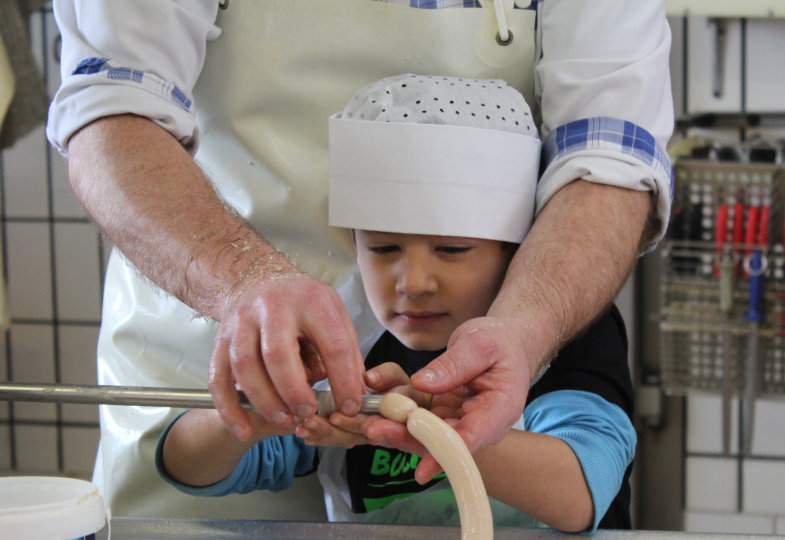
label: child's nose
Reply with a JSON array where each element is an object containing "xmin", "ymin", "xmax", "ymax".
[{"xmin": 395, "ymin": 257, "xmax": 437, "ymax": 298}]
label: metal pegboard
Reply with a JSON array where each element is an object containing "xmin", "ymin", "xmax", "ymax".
[{"xmin": 659, "ymin": 158, "xmax": 785, "ymax": 398}]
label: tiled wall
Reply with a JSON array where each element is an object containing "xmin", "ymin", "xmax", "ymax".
[
  {"xmin": 684, "ymin": 395, "xmax": 785, "ymax": 534},
  {"xmin": 669, "ymin": 15, "xmax": 785, "ymax": 535},
  {"xmin": 0, "ymin": 7, "xmax": 108, "ymax": 480}
]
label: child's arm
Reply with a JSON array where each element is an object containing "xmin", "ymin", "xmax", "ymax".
[
  {"xmin": 361, "ymin": 364, "xmax": 634, "ymax": 533},
  {"xmin": 161, "ymin": 406, "xmax": 376, "ymax": 488},
  {"xmin": 160, "ymin": 409, "xmax": 291, "ymax": 487},
  {"xmin": 478, "ymin": 390, "xmax": 636, "ymax": 532},
  {"xmin": 474, "ymin": 428, "xmax": 592, "ymax": 532}
]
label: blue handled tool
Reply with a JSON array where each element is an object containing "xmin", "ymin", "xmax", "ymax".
[{"xmin": 741, "ymin": 247, "xmax": 767, "ymax": 456}]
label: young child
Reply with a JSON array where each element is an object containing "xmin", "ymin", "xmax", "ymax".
[{"xmin": 156, "ymin": 74, "xmax": 635, "ymax": 533}]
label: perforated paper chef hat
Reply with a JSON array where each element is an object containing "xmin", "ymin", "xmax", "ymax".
[{"xmin": 328, "ymin": 74, "xmax": 541, "ymax": 243}]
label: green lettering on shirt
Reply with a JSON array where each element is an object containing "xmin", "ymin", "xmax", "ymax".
[{"xmin": 370, "ymin": 449, "xmax": 391, "ymax": 475}]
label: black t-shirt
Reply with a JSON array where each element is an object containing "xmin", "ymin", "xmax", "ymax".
[{"xmin": 344, "ymin": 305, "xmax": 634, "ymax": 529}]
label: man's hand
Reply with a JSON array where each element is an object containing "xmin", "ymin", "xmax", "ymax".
[
  {"xmin": 371, "ymin": 317, "xmax": 531, "ymax": 483},
  {"xmin": 66, "ymin": 115, "xmax": 366, "ymax": 442},
  {"xmin": 361, "ymin": 359, "xmax": 496, "ymax": 483},
  {"xmin": 208, "ymin": 257, "xmax": 366, "ymax": 441}
]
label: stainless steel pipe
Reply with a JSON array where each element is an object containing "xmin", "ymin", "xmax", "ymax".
[
  {"xmin": 0, "ymin": 382, "xmax": 383, "ymax": 415},
  {"xmin": 0, "ymin": 382, "xmax": 248, "ymax": 410}
]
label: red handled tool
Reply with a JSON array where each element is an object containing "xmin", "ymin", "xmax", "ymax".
[
  {"xmin": 732, "ymin": 199, "xmax": 745, "ymax": 277},
  {"xmin": 744, "ymin": 201, "xmax": 760, "ymax": 278}
]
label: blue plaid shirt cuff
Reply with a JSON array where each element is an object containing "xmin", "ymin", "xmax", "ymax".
[{"xmin": 543, "ymin": 116, "xmax": 674, "ymax": 200}]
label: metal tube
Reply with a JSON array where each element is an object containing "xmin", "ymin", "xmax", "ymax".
[
  {"xmin": 0, "ymin": 382, "xmax": 252, "ymax": 410},
  {"xmin": 0, "ymin": 382, "xmax": 384, "ymax": 415}
]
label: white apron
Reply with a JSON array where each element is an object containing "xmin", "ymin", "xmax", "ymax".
[{"xmin": 94, "ymin": 0, "xmax": 536, "ymax": 520}]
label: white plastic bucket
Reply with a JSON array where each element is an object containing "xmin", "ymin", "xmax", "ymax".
[{"xmin": 0, "ymin": 476, "xmax": 107, "ymax": 539}]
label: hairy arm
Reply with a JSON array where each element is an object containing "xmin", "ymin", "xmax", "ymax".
[
  {"xmin": 67, "ymin": 114, "xmax": 365, "ymax": 436},
  {"xmin": 409, "ymin": 179, "xmax": 651, "ymax": 477},
  {"xmin": 491, "ymin": 179, "xmax": 652, "ymax": 378},
  {"xmin": 67, "ymin": 114, "xmax": 268, "ymax": 318}
]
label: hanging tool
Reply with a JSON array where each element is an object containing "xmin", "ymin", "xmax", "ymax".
[
  {"xmin": 0, "ymin": 383, "xmax": 384, "ymax": 416},
  {"xmin": 716, "ymin": 202, "xmax": 735, "ymax": 456},
  {"xmin": 685, "ymin": 182, "xmax": 704, "ymax": 273},
  {"xmin": 744, "ymin": 196, "xmax": 761, "ymax": 278},
  {"xmin": 710, "ymin": 18, "xmax": 728, "ymax": 99},
  {"xmin": 741, "ymin": 195, "xmax": 769, "ymax": 456},
  {"xmin": 732, "ymin": 198, "xmax": 745, "ymax": 276},
  {"xmin": 714, "ymin": 203, "xmax": 729, "ymax": 279}
]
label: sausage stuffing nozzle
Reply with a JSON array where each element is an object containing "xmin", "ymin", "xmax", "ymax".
[{"xmin": 315, "ymin": 390, "xmax": 384, "ymax": 416}]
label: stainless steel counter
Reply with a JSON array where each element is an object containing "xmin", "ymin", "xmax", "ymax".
[{"xmin": 99, "ymin": 519, "xmax": 784, "ymax": 539}]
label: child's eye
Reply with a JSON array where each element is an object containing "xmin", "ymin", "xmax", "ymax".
[
  {"xmin": 368, "ymin": 245, "xmax": 400, "ymax": 254},
  {"xmin": 436, "ymin": 246, "xmax": 471, "ymax": 254}
]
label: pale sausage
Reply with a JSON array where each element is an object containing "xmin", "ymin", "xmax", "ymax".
[{"xmin": 380, "ymin": 392, "xmax": 493, "ymax": 539}]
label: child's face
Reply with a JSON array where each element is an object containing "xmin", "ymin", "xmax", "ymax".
[{"xmin": 355, "ymin": 230, "xmax": 511, "ymax": 351}]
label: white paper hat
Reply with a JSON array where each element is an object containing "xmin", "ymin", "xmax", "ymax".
[{"xmin": 329, "ymin": 73, "xmax": 541, "ymax": 243}]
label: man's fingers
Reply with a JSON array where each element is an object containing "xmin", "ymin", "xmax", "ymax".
[
  {"xmin": 300, "ymin": 340, "xmax": 328, "ymax": 384},
  {"xmin": 208, "ymin": 335, "xmax": 253, "ymax": 440},
  {"xmin": 227, "ymin": 317, "xmax": 300, "ymax": 427},
  {"xmin": 410, "ymin": 338, "xmax": 492, "ymax": 394},
  {"xmin": 259, "ymin": 312, "xmax": 319, "ymax": 419},
  {"xmin": 209, "ymin": 274, "xmax": 365, "ymax": 435},
  {"xmin": 304, "ymin": 293, "xmax": 365, "ymax": 416}
]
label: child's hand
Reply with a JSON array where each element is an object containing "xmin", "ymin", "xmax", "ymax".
[
  {"xmin": 295, "ymin": 413, "xmax": 368, "ymax": 448},
  {"xmin": 364, "ymin": 362, "xmax": 432, "ymax": 408},
  {"xmin": 358, "ymin": 362, "xmax": 435, "ymax": 461}
]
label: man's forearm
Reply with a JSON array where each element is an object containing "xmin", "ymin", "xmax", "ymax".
[
  {"xmin": 66, "ymin": 114, "xmax": 281, "ymax": 320},
  {"xmin": 488, "ymin": 180, "xmax": 652, "ymax": 378}
]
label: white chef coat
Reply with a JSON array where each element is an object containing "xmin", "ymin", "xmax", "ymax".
[{"xmin": 46, "ymin": 0, "xmax": 673, "ymax": 521}]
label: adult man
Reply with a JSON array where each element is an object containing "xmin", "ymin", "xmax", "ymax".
[{"xmin": 47, "ymin": 0, "xmax": 672, "ymax": 519}]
